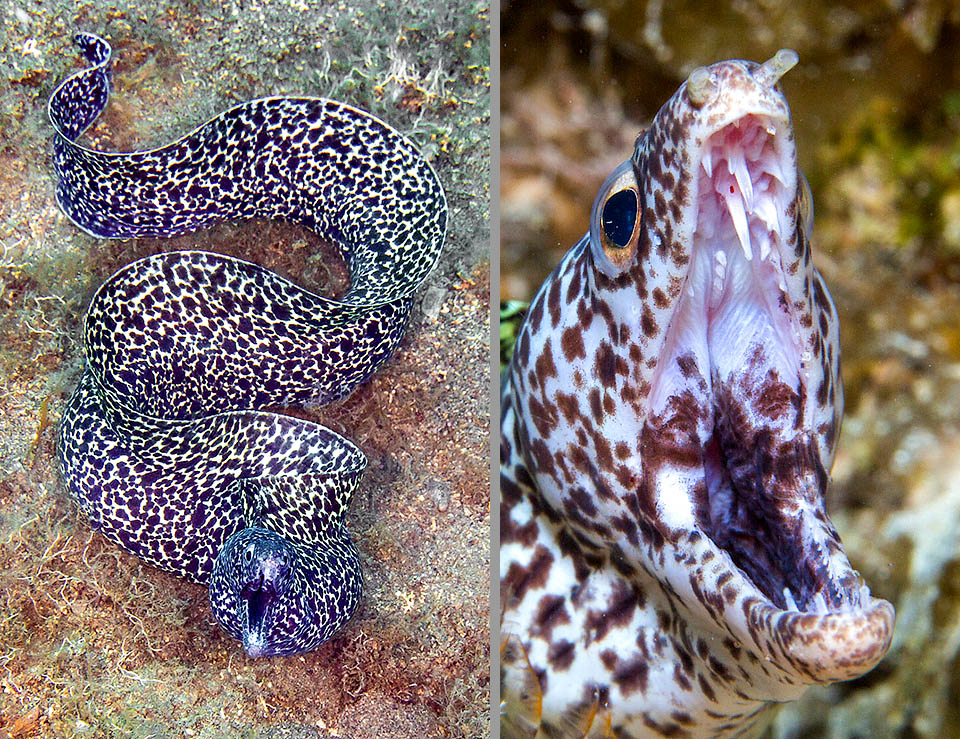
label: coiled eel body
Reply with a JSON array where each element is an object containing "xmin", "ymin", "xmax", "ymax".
[{"xmin": 52, "ymin": 33, "xmax": 446, "ymax": 657}]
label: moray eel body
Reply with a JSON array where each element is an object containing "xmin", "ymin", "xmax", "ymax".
[
  {"xmin": 52, "ymin": 34, "xmax": 446, "ymax": 657},
  {"xmin": 501, "ymin": 52, "xmax": 893, "ymax": 736}
]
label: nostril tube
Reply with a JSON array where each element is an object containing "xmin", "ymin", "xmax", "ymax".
[
  {"xmin": 686, "ymin": 66, "xmax": 717, "ymax": 107},
  {"xmin": 755, "ymin": 49, "xmax": 799, "ymax": 88}
]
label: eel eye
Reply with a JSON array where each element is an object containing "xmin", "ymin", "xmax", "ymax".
[
  {"xmin": 591, "ymin": 160, "xmax": 642, "ymax": 272},
  {"xmin": 602, "ymin": 188, "xmax": 639, "ymax": 248},
  {"xmin": 244, "ymin": 544, "xmax": 254, "ymax": 564},
  {"xmin": 798, "ymin": 169, "xmax": 814, "ymax": 236}
]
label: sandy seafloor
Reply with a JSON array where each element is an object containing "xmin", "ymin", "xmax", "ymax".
[
  {"xmin": 0, "ymin": 1, "xmax": 490, "ymax": 737},
  {"xmin": 502, "ymin": 1, "xmax": 960, "ymax": 737}
]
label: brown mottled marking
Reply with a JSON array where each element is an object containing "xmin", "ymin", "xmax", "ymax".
[
  {"xmin": 652, "ymin": 286, "xmax": 669, "ymax": 309},
  {"xmin": 641, "ymin": 304, "xmax": 658, "ymax": 338},
  {"xmin": 547, "ymin": 278, "xmax": 562, "ymax": 327},
  {"xmin": 555, "ymin": 391, "xmax": 581, "ymax": 424},
  {"xmin": 527, "ymin": 294, "xmax": 544, "ymax": 335},
  {"xmin": 588, "ymin": 388, "xmax": 604, "ymax": 426},
  {"xmin": 500, "ymin": 505, "xmax": 538, "ymax": 547},
  {"xmin": 756, "ymin": 381, "xmax": 798, "ymax": 419},
  {"xmin": 535, "ymin": 339, "xmax": 558, "ymax": 382},
  {"xmin": 654, "ymin": 190, "xmax": 667, "ymax": 218},
  {"xmin": 570, "ymin": 485, "xmax": 599, "ymax": 518},
  {"xmin": 527, "ymin": 396, "xmax": 558, "ymax": 437},
  {"xmin": 590, "ymin": 431, "xmax": 615, "ymax": 472},
  {"xmin": 529, "ymin": 438, "xmax": 556, "ymax": 476},
  {"xmin": 642, "ymin": 714, "xmax": 688, "ymax": 737},
  {"xmin": 534, "ymin": 594, "xmax": 571, "ymax": 641},
  {"xmin": 595, "ymin": 341, "xmax": 617, "ymax": 388},
  {"xmin": 561, "ymin": 326, "xmax": 586, "ymax": 361},
  {"xmin": 697, "ymin": 673, "xmax": 718, "ymax": 702},
  {"xmin": 600, "ymin": 649, "xmax": 619, "ymax": 671},
  {"xmin": 565, "ymin": 263, "xmax": 582, "ymax": 304},
  {"xmin": 613, "ymin": 656, "xmax": 649, "ymax": 696}
]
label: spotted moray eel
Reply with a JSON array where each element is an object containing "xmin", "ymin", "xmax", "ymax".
[
  {"xmin": 52, "ymin": 34, "xmax": 446, "ymax": 657},
  {"xmin": 500, "ymin": 51, "xmax": 894, "ymax": 737}
]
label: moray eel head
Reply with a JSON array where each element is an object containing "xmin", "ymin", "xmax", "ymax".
[
  {"xmin": 210, "ymin": 527, "xmax": 298, "ymax": 658},
  {"xmin": 517, "ymin": 51, "xmax": 892, "ymax": 694}
]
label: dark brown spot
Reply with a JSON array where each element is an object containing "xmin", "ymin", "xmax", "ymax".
[
  {"xmin": 641, "ymin": 304, "xmax": 658, "ymax": 338},
  {"xmin": 565, "ymin": 264, "xmax": 582, "ymax": 304},
  {"xmin": 547, "ymin": 639, "xmax": 575, "ymax": 671},
  {"xmin": 654, "ymin": 191, "xmax": 667, "ymax": 218},
  {"xmin": 529, "ymin": 438, "xmax": 555, "ymax": 476},
  {"xmin": 535, "ymin": 339, "xmax": 558, "ymax": 383},
  {"xmin": 556, "ymin": 391, "xmax": 580, "ymax": 424},
  {"xmin": 503, "ymin": 545, "xmax": 555, "ymax": 602},
  {"xmin": 613, "ymin": 655, "xmax": 649, "ymax": 696},
  {"xmin": 595, "ymin": 341, "xmax": 617, "ymax": 388},
  {"xmin": 697, "ymin": 673, "xmax": 717, "ymax": 702},
  {"xmin": 652, "ymin": 287, "xmax": 669, "ymax": 309},
  {"xmin": 534, "ymin": 594, "xmax": 570, "ymax": 641},
  {"xmin": 561, "ymin": 326, "xmax": 586, "ymax": 361},
  {"xmin": 547, "ymin": 279, "xmax": 562, "ymax": 327}
]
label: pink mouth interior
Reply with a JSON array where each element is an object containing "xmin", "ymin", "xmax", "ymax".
[{"xmin": 644, "ymin": 114, "xmax": 868, "ymax": 614}]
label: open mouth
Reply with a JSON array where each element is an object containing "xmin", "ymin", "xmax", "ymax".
[
  {"xmin": 242, "ymin": 574, "xmax": 275, "ymax": 648},
  {"xmin": 646, "ymin": 113, "xmax": 868, "ymax": 615}
]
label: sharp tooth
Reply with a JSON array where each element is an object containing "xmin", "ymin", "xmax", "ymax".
[
  {"xmin": 812, "ymin": 591, "xmax": 829, "ymax": 614},
  {"xmin": 758, "ymin": 231, "xmax": 771, "ymax": 261},
  {"xmin": 702, "ymin": 149, "xmax": 713, "ymax": 178},
  {"xmin": 730, "ymin": 149, "xmax": 753, "ymax": 206},
  {"xmin": 723, "ymin": 187, "xmax": 751, "ymax": 260},
  {"xmin": 783, "ymin": 587, "xmax": 799, "ymax": 611},
  {"xmin": 753, "ymin": 197, "xmax": 778, "ymax": 231},
  {"xmin": 766, "ymin": 124, "xmax": 776, "ymax": 136},
  {"xmin": 766, "ymin": 157, "xmax": 786, "ymax": 186}
]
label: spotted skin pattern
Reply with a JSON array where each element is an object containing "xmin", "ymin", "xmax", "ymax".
[
  {"xmin": 501, "ymin": 55, "xmax": 893, "ymax": 737},
  {"xmin": 53, "ymin": 34, "xmax": 446, "ymax": 657}
]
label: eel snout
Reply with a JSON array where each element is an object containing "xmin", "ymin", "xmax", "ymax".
[{"xmin": 762, "ymin": 598, "xmax": 896, "ymax": 684}]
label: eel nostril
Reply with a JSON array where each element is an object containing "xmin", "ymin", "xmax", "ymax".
[
  {"xmin": 686, "ymin": 67, "xmax": 717, "ymax": 107},
  {"xmin": 754, "ymin": 49, "xmax": 799, "ymax": 88}
]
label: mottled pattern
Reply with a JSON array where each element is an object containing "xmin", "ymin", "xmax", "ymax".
[
  {"xmin": 52, "ymin": 34, "xmax": 446, "ymax": 657},
  {"xmin": 501, "ymin": 54, "xmax": 893, "ymax": 737}
]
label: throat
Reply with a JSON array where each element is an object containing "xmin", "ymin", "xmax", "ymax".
[
  {"xmin": 642, "ymin": 117, "xmax": 828, "ymax": 611},
  {"xmin": 243, "ymin": 575, "xmax": 274, "ymax": 637}
]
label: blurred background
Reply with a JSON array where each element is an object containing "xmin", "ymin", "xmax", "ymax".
[{"xmin": 501, "ymin": 1, "xmax": 960, "ymax": 736}]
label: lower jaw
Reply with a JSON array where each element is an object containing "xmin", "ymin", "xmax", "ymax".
[{"xmin": 655, "ymin": 514, "xmax": 895, "ymax": 686}]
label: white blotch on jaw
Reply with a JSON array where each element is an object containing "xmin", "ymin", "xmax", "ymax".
[
  {"xmin": 243, "ymin": 630, "xmax": 267, "ymax": 658},
  {"xmin": 656, "ymin": 468, "xmax": 698, "ymax": 528},
  {"xmin": 260, "ymin": 555, "xmax": 286, "ymax": 582}
]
